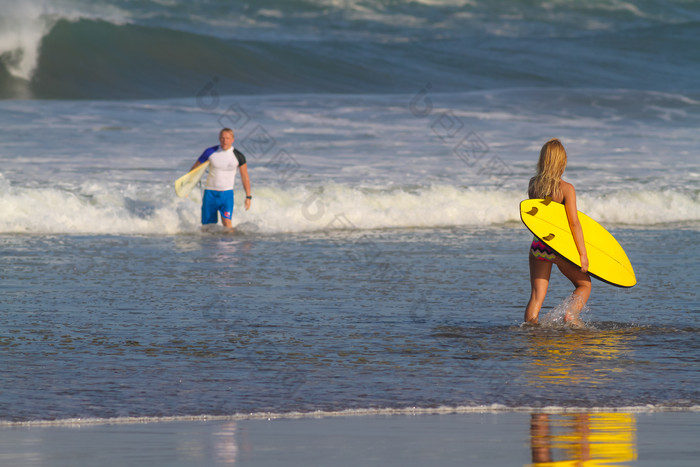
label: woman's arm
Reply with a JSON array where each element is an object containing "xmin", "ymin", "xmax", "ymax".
[{"xmin": 561, "ymin": 181, "xmax": 589, "ymax": 273}]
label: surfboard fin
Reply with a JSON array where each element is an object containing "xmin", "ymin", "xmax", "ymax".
[
  {"xmin": 543, "ymin": 233, "xmax": 555, "ymax": 241},
  {"xmin": 541, "ymin": 196, "xmax": 553, "ymax": 206},
  {"xmin": 526, "ymin": 207, "xmax": 538, "ymax": 216}
]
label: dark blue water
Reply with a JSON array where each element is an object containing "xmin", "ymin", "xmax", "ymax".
[
  {"xmin": 2, "ymin": 0, "xmax": 700, "ymax": 99},
  {"xmin": 1, "ymin": 0, "xmax": 699, "ymax": 425},
  {"xmin": 1, "ymin": 226, "xmax": 698, "ymax": 422}
]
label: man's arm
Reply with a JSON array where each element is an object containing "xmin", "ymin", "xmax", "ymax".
[
  {"xmin": 239, "ymin": 163, "xmax": 252, "ymax": 211},
  {"xmin": 191, "ymin": 146, "xmax": 218, "ymax": 171}
]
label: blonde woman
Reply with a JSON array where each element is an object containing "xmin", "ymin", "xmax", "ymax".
[{"xmin": 525, "ymin": 139, "xmax": 591, "ymax": 325}]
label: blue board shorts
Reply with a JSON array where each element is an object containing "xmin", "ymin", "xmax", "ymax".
[{"xmin": 202, "ymin": 189, "xmax": 234, "ymax": 224}]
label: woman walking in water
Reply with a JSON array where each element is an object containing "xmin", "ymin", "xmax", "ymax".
[{"xmin": 525, "ymin": 139, "xmax": 591, "ymax": 326}]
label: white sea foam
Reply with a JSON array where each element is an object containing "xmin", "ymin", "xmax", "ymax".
[
  {"xmin": 0, "ymin": 0, "xmax": 133, "ymax": 80},
  {"xmin": 581, "ymin": 190, "xmax": 700, "ymax": 226},
  {"xmin": 0, "ymin": 1, "xmax": 54, "ymax": 80},
  {"xmin": 0, "ymin": 174, "xmax": 697, "ymax": 235},
  {"xmin": 3, "ymin": 404, "xmax": 698, "ymax": 427}
]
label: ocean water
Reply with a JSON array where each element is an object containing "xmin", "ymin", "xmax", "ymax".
[{"xmin": 1, "ymin": 0, "xmax": 700, "ymax": 431}]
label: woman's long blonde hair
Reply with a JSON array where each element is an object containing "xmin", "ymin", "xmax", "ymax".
[{"xmin": 529, "ymin": 138, "xmax": 567, "ymax": 199}]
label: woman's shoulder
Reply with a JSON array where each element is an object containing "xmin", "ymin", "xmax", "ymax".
[
  {"xmin": 560, "ymin": 179, "xmax": 575, "ymax": 190},
  {"xmin": 560, "ymin": 179, "xmax": 577, "ymax": 198}
]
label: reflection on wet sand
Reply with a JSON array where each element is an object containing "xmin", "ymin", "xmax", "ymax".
[
  {"xmin": 212, "ymin": 422, "xmax": 239, "ymax": 465},
  {"xmin": 528, "ymin": 412, "xmax": 637, "ymax": 466},
  {"xmin": 522, "ymin": 327, "xmax": 638, "ymax": 466}
]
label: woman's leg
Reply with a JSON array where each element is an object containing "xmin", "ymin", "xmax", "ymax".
[
  {"xmin": 525, "ymin": 253, "xmax": 553, "ymax": 324},
  {"xmin": 554, "ymin": 259, "xmax": 592, "ymax": 325}
]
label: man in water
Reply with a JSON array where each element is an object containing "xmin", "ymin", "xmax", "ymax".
[{"xmin": 190, "ymin": 128, "xmax": 251, "ymax": 230}]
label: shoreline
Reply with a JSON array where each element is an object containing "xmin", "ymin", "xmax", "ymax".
[
  {"xmin": 2, "ymin": 411, "xmax": 700, "ymax": 466},
  {"xmin": 4, "ymin": 404, "xmax": 700, "ymax": 428}
]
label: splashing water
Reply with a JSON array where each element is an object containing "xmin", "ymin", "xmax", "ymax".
[{"xmin": 539, "ymin": 294, "xmax": 590, "ymax": 328}]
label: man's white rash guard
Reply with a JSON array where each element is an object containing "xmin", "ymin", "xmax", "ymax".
[{"xmin": 197, "ymin": 145, "xmax": 247, "ymax": 191}]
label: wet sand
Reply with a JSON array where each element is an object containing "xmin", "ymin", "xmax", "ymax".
[{"xmin": 2, "ymin": 411, "xmax": 699, "ymax": 466}]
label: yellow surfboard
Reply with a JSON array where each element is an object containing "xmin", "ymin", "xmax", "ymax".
[
  {"xmin": 174, "ymin": 161, "xmax": 209, "ymax": 198},
  {"xmin": 520, "ymin": 198, "xmax": 636, "ymax": 288}
]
